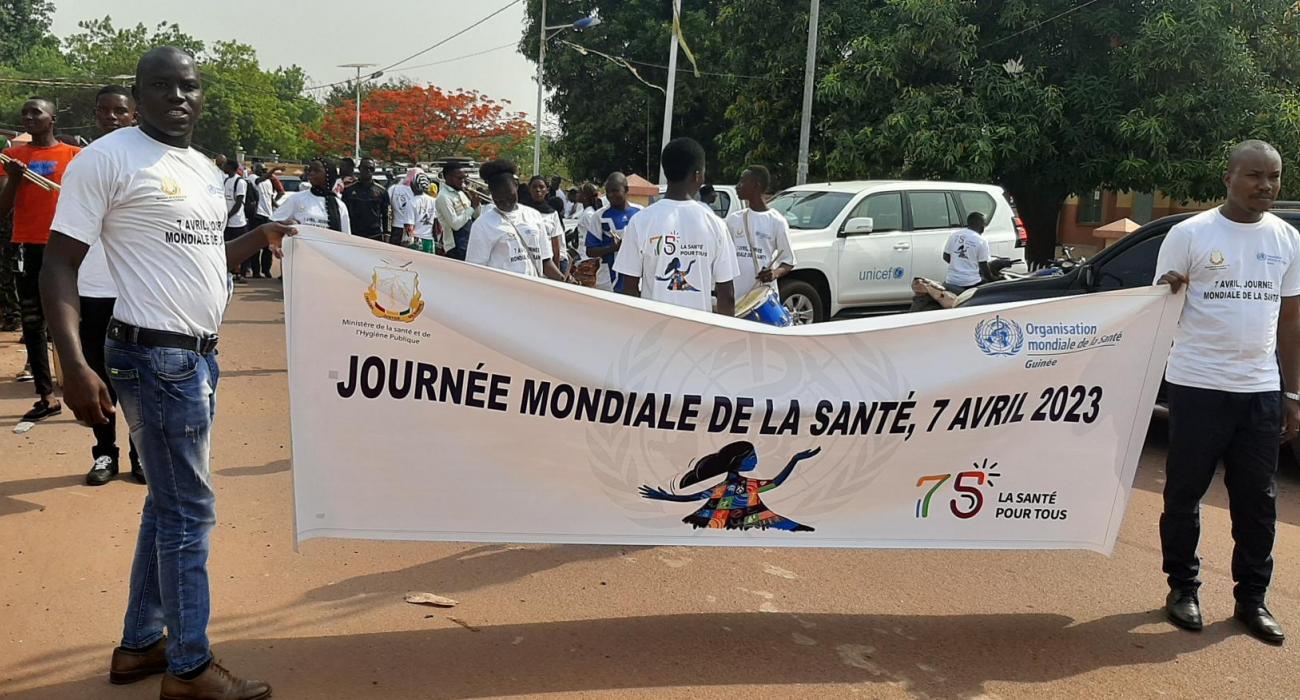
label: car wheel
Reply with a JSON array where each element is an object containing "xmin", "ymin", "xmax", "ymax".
[{"xmin": 780, "ymin": 280, "xmax": 823, "ymax": 325}]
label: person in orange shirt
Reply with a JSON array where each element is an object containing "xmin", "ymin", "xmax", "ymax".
[{"xmin": 0, "ymin": 98, "xmax": 81, "ymax": 421}]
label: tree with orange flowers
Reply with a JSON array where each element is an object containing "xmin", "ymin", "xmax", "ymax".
[{"xmin": 308, "ymin": 84, "xmax": 530, "ymax": 162}]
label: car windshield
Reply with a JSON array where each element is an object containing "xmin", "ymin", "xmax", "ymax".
[{"xmin": 768, "ymin": 190, "xmax": 853, "ymax": 230}]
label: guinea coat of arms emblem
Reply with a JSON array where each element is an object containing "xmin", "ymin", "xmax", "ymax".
[{"xmin": 364, "ymin": 262, "xmax": 425, "ymax": 323}]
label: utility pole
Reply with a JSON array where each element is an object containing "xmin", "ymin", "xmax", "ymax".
[
  {"xmin": 534, "ymin": 0, "xmax": 547, "ymax": 176},
  {"xmin": 796, "ymin": 0, "xmax": 820, "ymax": 185}
]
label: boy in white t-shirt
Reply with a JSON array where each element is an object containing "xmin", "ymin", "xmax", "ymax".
[
  {"xmin": 466, "ymin": 159, "xmax": 565, "ymax": 280},
  {"xmin": 725, "ymin": 165, "xmax": 795, "ymax": 300},
  {"xmin": 613, "ymin": 137, "xmax": 737, "ymax": 314},
  {"xmin": 1155, "ymin": 139, "xmax": 1300, "ymax": 645},
  {"xmin": 410, "ymin": 173, "xmax": 438, "ymax": 253},
  {"xmin": 942, "ymin": 212, "xmax": 992, "ymax": 291}
]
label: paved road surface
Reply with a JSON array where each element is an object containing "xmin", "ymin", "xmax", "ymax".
[{"xmin": 3, "ymin": 281, "xmax": 1299, "ymax": 699}]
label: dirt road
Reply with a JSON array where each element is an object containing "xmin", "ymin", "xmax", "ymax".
[{"xmin": 3, "ymin": 281, "xmax": 1299, "ymax": 699}]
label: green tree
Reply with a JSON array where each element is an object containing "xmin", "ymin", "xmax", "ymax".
[
  {"xmin": 0, "ymin": 0, "xmax": 57, "ymax": 65},
  {"xmin": 814, "ymin": 0, "xmax": 1300, "ymax": 261},
  {"xmin": 198, "ymin": 40, "xmax": 319, "ymax": 160},
  {"xmin": 522, "ymin": 0, "xmax": 733, "ymax": 182}
]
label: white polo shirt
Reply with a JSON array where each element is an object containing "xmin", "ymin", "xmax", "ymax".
[
  {"xmin": 1155, "ymin": 208, "xmax": 1300, "ymax": 392},
  {"xmin": 50, "ymin": 126, "xmax": 230, "ymax": 337}
]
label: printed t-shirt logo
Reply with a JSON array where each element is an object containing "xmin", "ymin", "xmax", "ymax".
[
  {"xmin": 1207, "ymin": 250, "xmax": 1228, "ymax": 270},
  {"xmin": 365, "ymin": 262, "xmax": 425, "ymax": 323},
  {"xmin": 160, "ymin": 177, "xmax": 184, "ymax": 198},
  {"xmin": 975, "ymin": 315, "xmax": 1024, "ymax": 357}
]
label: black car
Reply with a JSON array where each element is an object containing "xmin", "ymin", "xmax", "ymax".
[
  {"xmin": 957, "ymin": 208, "xmax": 1300, "ymax": 460},
  {"xmin": 956, "ymin": 209, "xmax": 1300, "ymax": 306}
]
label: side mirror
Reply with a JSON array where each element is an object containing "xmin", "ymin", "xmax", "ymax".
[
  {"xmin": 843, "ymin": 216, "xmax": 874, "ymax": 236},
  {"xmin": 1080, "ymin": 264, "xmax": 1096, "ymax": 288}
]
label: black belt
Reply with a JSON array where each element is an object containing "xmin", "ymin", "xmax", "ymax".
[{"xmin": 107, "ymin": 319, "xmax": 219, "ymax": 355}]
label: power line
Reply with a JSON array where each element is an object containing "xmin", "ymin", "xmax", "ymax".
[
  {"xmin": 390, "ymin": 41, "xmax": 519, "ymax": 74},
  {"xmin": 303, "ymin": 0, "xmax": 522, "ymax": 92},
  {"xmin": 560, "ymin": 40, "xmax": 799, "ymax": 82},
  {"xmin": 980, "ymin": 0, "xmax": 1109, "ymax": 49}
]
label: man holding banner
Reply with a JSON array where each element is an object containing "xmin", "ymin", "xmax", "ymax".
[
  {"xmin": 1156, "ymin": 139, "xmax": 1300, "ymax": 645},
  {"xmin": 39, "ymin": 47, "xmax": 292, "ymax": 698}
]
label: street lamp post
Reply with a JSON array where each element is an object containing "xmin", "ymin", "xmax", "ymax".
[
  {"xmin": 534, "ymin": 7, "xmax": 601, "ymax": 176},
  {"xmin": 339, "ymin": 62, "xmax": 378, "ymax": 162}
]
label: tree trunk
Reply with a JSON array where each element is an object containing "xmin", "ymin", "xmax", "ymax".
[{"xmin": 1005, "ymin": 183, "xmax": 1068, "ymax": 266}]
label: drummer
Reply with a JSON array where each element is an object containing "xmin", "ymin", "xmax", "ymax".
[{"xmin": 726, "ymin": 165, "xmax": 794, "ymax": 301}]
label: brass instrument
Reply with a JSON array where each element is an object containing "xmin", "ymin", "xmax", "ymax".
[{"xmin": 438, "ymin": 176, "xmax": 492, "ymax": 202}]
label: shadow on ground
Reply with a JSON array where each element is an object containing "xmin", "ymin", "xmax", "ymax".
[
  {"xmin": 0, "ymin": 474, "xmax": 82, "ymax": 517},
  {"xmin": 216, "ymin": 459, "xmax": 290, "ymax": 478},
  {"xmin": 4, "ymin": 610, "xmax": 1236, "ymax": 699},
  {"xmin": 301, "ymin": 543, "xmax": 631, "ymax": 604}
]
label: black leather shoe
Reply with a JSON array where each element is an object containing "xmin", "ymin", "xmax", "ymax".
[
  {"xmin": 1235, "ymin": 604, "xmax": 1285, "ymax": 645},
  {"xmin": 86, "ymin": 450, "xmax": 119, "ymax": 486},
  {"xmin": 109, "ymin": 637, "xmax": 168, "ymax": 684},
  {"xmin": 1165, "ymin": 590, "xmax": 1203, "ymax": 631}
]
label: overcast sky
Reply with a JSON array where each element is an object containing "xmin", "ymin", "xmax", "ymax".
[{"xmin": 52, "ymin": 0, "xmax": 542, "ymax": 118}]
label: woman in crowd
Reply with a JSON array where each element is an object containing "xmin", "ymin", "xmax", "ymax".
[{"xmin": 271, "ymin": 159, "xmax": 351, "ymax": 234}]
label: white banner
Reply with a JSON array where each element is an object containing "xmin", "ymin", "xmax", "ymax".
[{"xmin": 283, "ymin": 228, "xmax": 1181, "ymax": 553}]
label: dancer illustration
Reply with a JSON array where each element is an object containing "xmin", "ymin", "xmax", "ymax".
[
  {"xmin": 639, "ymin": 441, "xmax": 820, "ymax": 531},
  {"xmin": 655, "ymin": 257, "xmax": 699, "ymax": 291}
]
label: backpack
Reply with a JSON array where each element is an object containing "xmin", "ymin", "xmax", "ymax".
[{"xmin": 227, "ymin": 174, "xmax": 260, "ymax": 221}]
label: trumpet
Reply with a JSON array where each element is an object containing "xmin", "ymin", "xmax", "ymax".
[
  {"xmin": 0, "ymin": 153, "xmax": 60, "ymax": 192},
  {"xmin": 439, "ymin": 176, "xmax": 492, "ymax": 202}
]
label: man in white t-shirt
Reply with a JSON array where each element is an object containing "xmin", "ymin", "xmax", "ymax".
[
  {"xmin": 220, "ymin": 158, "xmax": 248, "ymax": 283},
  {"xmin": 726, "ymin": 165, "xmax": 795, "ymax": 301},
  {"xmin": 575, "ymin": 183, "xmax": 602, "ymax": 260},
  {"xmin": 79, "ymin": 84, "xmax": 143, "ymax": 487},
  {"xmin": 40, "ymin": 46, "xmax": 291, "ymax": 697},
  {"xmin": 613, "ymin": 137, "xmax": 737, "ymax": 314},
  {"xmin": 942, "ymin": 212, "xmax": 992, "ymax": 291},
  {"xmin": 1155, "ymin": 139, "xmax": 1300, "ymax": 646},
  {"xmin": 466, "ymin": 159, "xmax": 565, "ymax": 280}
]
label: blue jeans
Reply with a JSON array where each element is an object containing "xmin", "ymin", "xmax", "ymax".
[{"xmin": 106, "ymin": 338, "xmax": 219, "ymax": 675}]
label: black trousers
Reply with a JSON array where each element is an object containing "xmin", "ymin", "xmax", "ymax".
[
  {"xmin": 389, "ymin": 227, "xmax": 406, "ymax": 246},
  {"xmin": 244, "ymin": 216, "xmax": 272, "ymax": 276},
  {"xmin": 17, "ymin": 243, "xmax": 53, "ymax": 397},
  {"xmin": 1160, "ymin": 383, "xmax": 1281, "ymax": 605},
  {"xmin": 80, "ymin": 296, "xmax": 139, "ymax": 464}
]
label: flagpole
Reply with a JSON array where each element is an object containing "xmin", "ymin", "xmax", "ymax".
[
  {"xmin": 658, "ymin": 0, "xmax": 681, "ymax": 184},
  {"xmin": 796, "ymin": 0, "xmax": 819, "ymax": 185}
]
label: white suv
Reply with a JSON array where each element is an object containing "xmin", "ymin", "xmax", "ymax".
[{"xmin": 766, "ymin": 181, "xmax": 1027, "ymax": 323}]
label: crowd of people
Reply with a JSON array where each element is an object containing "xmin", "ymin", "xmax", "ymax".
[{"xmin": 0, "ymin": 43, "xmax": 1295, "ymax": 699}]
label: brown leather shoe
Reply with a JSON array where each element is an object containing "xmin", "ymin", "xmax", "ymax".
[
  {"xmin": 160, "ymin": 661, "xmax": 271, "ymax": 700},
  {"xmin": 109, "ymin": 637, "xmax": 168, "ymax": 684}
]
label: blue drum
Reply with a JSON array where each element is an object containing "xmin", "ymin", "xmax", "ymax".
[{"xmin": 735, "ymin": 286, "xmax": 793, "ymax": 327}]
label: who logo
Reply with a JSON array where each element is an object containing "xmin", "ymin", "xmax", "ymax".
[{"xmin": 974, "ymin": 315, "xmax": 1024, "ymax": 357}]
